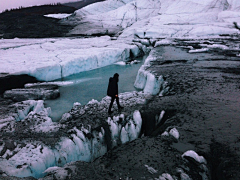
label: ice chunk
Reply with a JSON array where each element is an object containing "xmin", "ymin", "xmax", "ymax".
[
  {"xmin": 158, "ymin": 173, "xmax": 174, "ymax": 180},
  {"xmin": 91, "ymin": 128, "xmax": 107, "ymax": 160},
  {"xmin": 169, "ymin": 128, "xmax": 180, "ymax": 140},
  {"xmin": 115, "ymin": 61, "xmax": 126, "ymax": 65},
  {"xmin": 108, "ymin": 118, "xmax": 121, "ymax": 147},
  {"xmin": 154, "ymin": 39, "xmax": 174, "ymax": 47},
  {"xmin": 143, "ymin": 73, "xmax": 157, "ymax": 94},
  {"xmin": 134, "ymin": 66, "xmax": 148, "ymax": 90},
  {"xmin": 44, "ymin": 14, "xmax": 72, "ymax": 19},
  {"xmin": 0, "ymin": 143, "xmax": 56, "ymax": 178},
  {"xmin": 189, "ymin": 48, "xmax": 209, "ymax": 53},
  {"xmin": 133, "ymin": 110, "xmax": 142, "ymax": 136},
  {"xmin": 123, "ymin": 111, "xmax": 142, "ymax": 141},
  {"xmin": 156, "ymin": 110, "xmax": 165, "ymax": 126},
  {"xmin": 182, "ymin": 150, "xmax": 207, "ymax": 164},
  {"xmin": 143, "ymin": 74, "xmax": 165, "ymax": 95},
  {"xmin": 145, "ymin": 164, "xmax": 158, "ymax": 174},
  {"xmin": 161, "ymin": 127, "xmax": 180, "ymax": 140},
  {"xmin": 0, "ymin": 37, "xmax": 141, "ymax": 81},
  {"xmin": 176, "ymin": 168, "xmax": 191, "ymax": 180},
  {"xmin": 120, "ymin": 127, "xmax": 129, "ymax": 144}
]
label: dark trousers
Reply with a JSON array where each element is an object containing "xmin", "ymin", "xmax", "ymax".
[{"xmin": 108, "ymin": 96, "xmax": 121, "ymax": 112}]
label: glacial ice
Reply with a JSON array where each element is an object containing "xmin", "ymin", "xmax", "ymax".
[
  {"xmin": 182, "ymin": 150, "xmax": 207, "ymax": 164},
  {"xmin": 134, "ymin": 51, "xmax": 169, "ymax": 95},
  {"xmin": 0, "ymin": 96, "xmax": 143, "ymax": 178},
  {"xmin": 161, "ymin": 127, "xmax": 180, "ymax": 140},
  {"xmin": 157, "ymin": 173, "xmax": 174, "ymax": 180},
  {"xmin": 1, "ymin": 0, "xmax": 239, "ymax": 178},
  {"xmin": 0, "ymin": 36, "xmax": 141, "ymax": 81},
  {"xmin": 156, "ymin": 110, "xmax": 165, "ymax": 126},
  {"xmin": 1, "ymin": 0, "xmax": 240, "ymax": 83}
]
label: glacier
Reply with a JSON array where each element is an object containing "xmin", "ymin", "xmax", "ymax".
[
  {"xmin": 1, "ymin": 0, "xmax": 240, "ymax": 83},
  {"xmin": 0, "ymin": 36, "xmax": 141, "ymax": 81},
  {"xmin": 1, "ymin": 0, "xmax": 240, "ymax": 179}
]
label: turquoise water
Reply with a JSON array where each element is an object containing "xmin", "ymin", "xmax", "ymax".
[{"xmin": 45, "ymin": 56, "xmax": 147, "ymax": 121}]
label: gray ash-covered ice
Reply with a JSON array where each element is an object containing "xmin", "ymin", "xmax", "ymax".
[{"xmin": 0, "ymin": 91, "xmax": 147, "ymax": 178}]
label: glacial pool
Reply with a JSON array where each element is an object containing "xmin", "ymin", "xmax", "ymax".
[{"xmin": 45, "ymin": 55, "xmax": 147, "ymax": 121}]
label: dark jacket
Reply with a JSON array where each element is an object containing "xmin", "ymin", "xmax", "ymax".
[{"xmin": 107, "ymin": 76, "xmax": 118, "ymax": 97}]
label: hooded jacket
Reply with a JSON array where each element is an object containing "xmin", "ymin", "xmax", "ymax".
[{"xmin": 107, "ymin": 76, "xmax": 118, "ymax": 97}]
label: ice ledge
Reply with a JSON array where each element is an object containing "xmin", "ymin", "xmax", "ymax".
[
  {"xmin": 0, "ymin": 37, "xmax": 142, "ymax": 82},
  {"xmin": 134, "ymin": 52, "xmax": 169, "ymax": 96}
]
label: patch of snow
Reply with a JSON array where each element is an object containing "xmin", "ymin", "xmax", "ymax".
[
  {"xmin": 115, "ymin": 61, "xmax": 126, "ymax": 65},
  {"xmin": 200, "ymin": 44, "xmax": 229, "ymax": 50},
  {"xmin": 156, "ymin": 110, "xmax": 165, "ymax": 126},
  {"xmin": 154, "ymin": 39, "xmax": 175, "ymax": 47},
  {"xmin": 157, "ymin": 173, "xmax": 174, "ymax": 180},
  {"xmin": 44, "ymin": 13, "xmax": 72, "ymax": 19},
  {"xmin": 182, "ymin": 150, "xmax": 207, "ymax": 164},
  {"xmin": 162, "ymin": 127, "xmax": 180, "ymax": 140},
  {"xmin": 189, "ymin": 48, "xmax": 209, "ymax": 53},
  {"xmin": 169, "ymin": 128, "xmax": 180, "ymax": 140}
]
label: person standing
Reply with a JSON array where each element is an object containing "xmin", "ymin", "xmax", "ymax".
[{"xmin": 107, "ymin": 73, "xmax": 123, "ymax": 114}]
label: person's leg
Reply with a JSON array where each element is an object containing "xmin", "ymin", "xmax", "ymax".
[
  {"xmin": 108, "ymin": 96, "xmax": 115, "ymax": 113},
  {"xmin": 116, "ymin": 96, "xmax": 123, "ymax": 109}
]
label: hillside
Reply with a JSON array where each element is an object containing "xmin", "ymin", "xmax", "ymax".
[
  {"xmin": 64, "ymin": 0, "xmax": 105, "ymax": 9},
  {"xmin": 0, "ymin": 4, "xmax": 76, "ymax": 38}
]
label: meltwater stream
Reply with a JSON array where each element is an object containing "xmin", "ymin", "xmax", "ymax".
[{"xmin": 45, "ymin": 56, "xmax": 147, "ymax": 121}]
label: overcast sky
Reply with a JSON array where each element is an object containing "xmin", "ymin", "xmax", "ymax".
[{"xmin": 0, "ymin": 0, "xmax": 80, "ymax": 12}]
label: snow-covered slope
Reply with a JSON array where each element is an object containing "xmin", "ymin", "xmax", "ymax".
[{"xmin": 65, "ymin": 0, "xmax": 240, "ymax": 38}]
